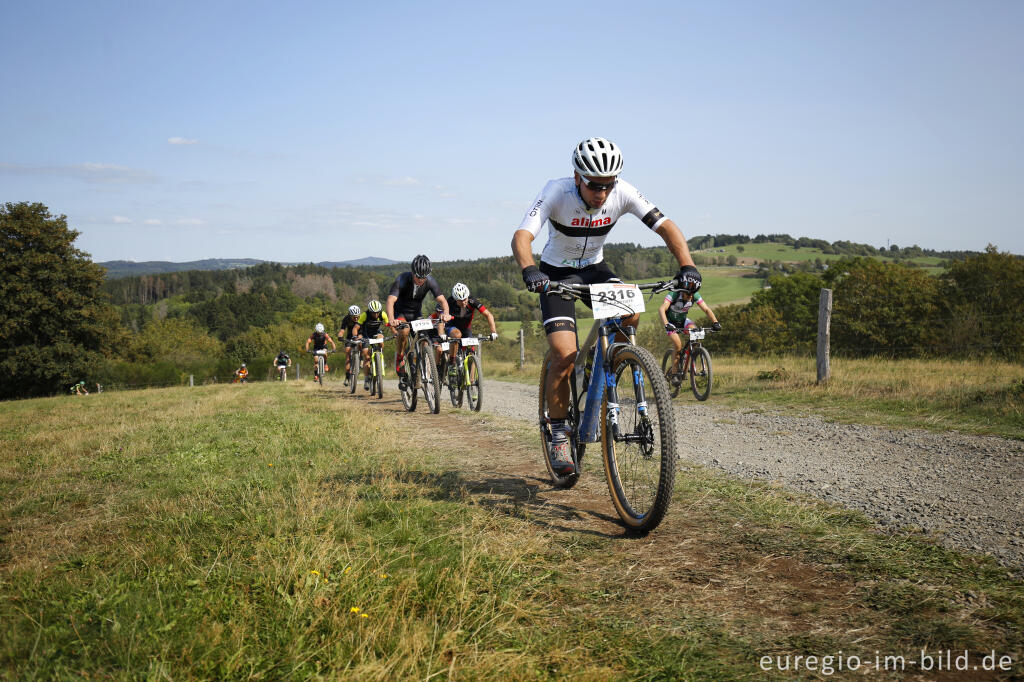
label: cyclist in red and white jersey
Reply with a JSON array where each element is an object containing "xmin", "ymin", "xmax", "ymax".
[{"xmin": 511, "ymin": 137, "xmax": 701, "ymax": 476}]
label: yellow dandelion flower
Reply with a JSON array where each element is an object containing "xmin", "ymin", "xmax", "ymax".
[
  {"xmin": 379, "ymin": 573, "xmax": 388, "ymax": 579},
  {"xmin": 359, "ymin": 613, "xmax": 369, "ymax": 619},
  {"xmin": 268, "ymin": 463, "xmax": 273, "ymax": 467},
  {"xmin": 310, "ymin": 570, "xmax": 320, "ymax": 576},
  {"xmin": 350, "ymin": 606, "xmax": 360, "ymax": 614},
  {"xmin": 344, "ymin": 566, "xmax": 351, "ymax": 574}
]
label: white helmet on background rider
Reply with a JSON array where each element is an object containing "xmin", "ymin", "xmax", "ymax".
[
  {"xmin": 315, "ymin": 323, "xmax": 325, "ymax": 333},
  {"xmin": 571, "ymin": 137, "xmax": 623, "ymax": 178},
  {"xmin": 451, "ymin": 282, "xmax": 470, "ymax": 301},
  {"xmin": 348, "ymin": 305, "xmax": 360, "ymax": 317}
]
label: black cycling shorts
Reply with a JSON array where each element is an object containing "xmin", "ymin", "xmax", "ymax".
[{"xmin": 538, "ymin": 261, "xmax": 622, "ymax": 335}]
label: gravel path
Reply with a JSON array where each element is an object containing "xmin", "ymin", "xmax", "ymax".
[{"xmin": 475, "ymin": 379, "xmax": 1024, "ymax": 571}]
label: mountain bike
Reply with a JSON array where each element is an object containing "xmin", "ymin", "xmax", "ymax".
[
  {"xmin": 276, "ymin": 364, "xmax": 289, "ymax": 381},
  {"xmin": 437, "ymin": 336, "xmax": 492, "ymax": 411},
  {"xmin": 345, "ymin": 339, "xmax": 361, "ymax": 394},
  {"xmin": 661, "ymin": 327, "xmax": 715, "ymax": 401},
  {"xmin": 538, "ymin": 279, "xmax": 679, "ymax": 533},
  {"xmin": 395, "ymin": 320, "xmax": 442, "ymax": 414},
  {"xmin": 360, "ymin": 335, "xmax": 393, "ymax": 400},
  {"xmin": 309, "ymin": 349, "xmax": 332, "ymax": 387}
]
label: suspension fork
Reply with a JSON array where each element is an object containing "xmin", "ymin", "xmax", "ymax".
[{"xmin": 603, "ymin": 324, "xmax": 648, "ymax": 444}]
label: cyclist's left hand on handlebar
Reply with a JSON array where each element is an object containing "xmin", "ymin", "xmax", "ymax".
[
  {"xmin": 712, "ymin": 321, "xmax": 722, "ymax": 332},
  {"xmin": 664, "ymin": 323, "xmax": 677, "ymax": 333},
  {"xmin": 490, "ymin": 332, "xmax": 499, "ymax": 340},
  {"xmin": 521, "ymin": 265, "xmax": 550, "ymax": 293},
  {"xmin": 674, "ymin": 264, "xmax": 702, "ymax": 288}
]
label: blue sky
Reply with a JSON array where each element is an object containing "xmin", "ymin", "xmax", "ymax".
[{"xmin": 2, "ymin": 0, "xmax": 1022, "ymax": 263}]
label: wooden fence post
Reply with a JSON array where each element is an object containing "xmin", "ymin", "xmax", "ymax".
[
  {"xmin": 519, "ymin": 329, "xmax": 525, "ymax": 369},
  {"xmin": 817, "ymin": 288, "xmax": 832, "ymax": 384},
  {"xmin": 189, "ymin": 375, "xmax": 194, "ymax": 387}
]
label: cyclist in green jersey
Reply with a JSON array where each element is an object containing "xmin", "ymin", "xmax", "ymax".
[{"xmin": 658, "ymin": 279, "xmax": 721, "ymax": 375}]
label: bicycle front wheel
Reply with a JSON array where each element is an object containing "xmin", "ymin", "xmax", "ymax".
[
  {"xmin": 690, "ymin": 347, "xmax": 712, "ymax": 401},
  {"xmin": 465, "ymin": 353, "xmax": 483, "ymax": 412},
  {"xmin": 418, "ymin": 338, "xmax": 441, "ymax": 414},
  {"xmin": 401, "ymin": 354, "xmax": 418, "ymax": 412},
  {"xmin": 602, "ymin": 346, "xmax": 677, "ymax": 533},
  {"xmin": 348, "ymin": 348, "xmax": 358, "ymax": 394},
  {"xmin": 374, "ymin": 353, "xmax": 384, "ymax": 399},
  {"xmin": 661, "ymin": 349, "xmax": 682, "ymax": 398},
  {"xmin": 317, "ymin": 356, "xmax": 325, "ymax": 386}
]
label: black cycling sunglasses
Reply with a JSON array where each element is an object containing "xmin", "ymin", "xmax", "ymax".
[{"xmin": 578, "ymin": 176, "xmax": 617, "ymax": 192}]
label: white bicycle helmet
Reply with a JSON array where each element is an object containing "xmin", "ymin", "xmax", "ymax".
[
  {"xmin": 571, "ymin": 137, "xmax": 623, "ymax": 178},
  {"xmin": 367, "ymin": 299, "xmax": 383, "ymax": 313},
  {"xmin": 451, "ymin": 282, "xmax": 470, "ymax": 301},
  {"xmin": 315, "ymin": 323, "xmax": 325, "ymax": 333},
  {"xmin": 348, "ymin": 305, "xmax": 361, "ymax": 316}
]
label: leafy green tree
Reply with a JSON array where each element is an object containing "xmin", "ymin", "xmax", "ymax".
[
  {"xmin": 1, "ymin": 202, "xmax": 123, "ymax": 398},
  {"xmin": 939, "ymin": 246, "xmax": 1024, "ymax": 361}
]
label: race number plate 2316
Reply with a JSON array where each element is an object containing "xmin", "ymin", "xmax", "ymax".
[{"xmin": 589, "ymin": 283, "xmax": 645, "ymax": 319}]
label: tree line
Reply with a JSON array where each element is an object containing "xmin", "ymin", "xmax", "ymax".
[{"xmin": 3, "ymin": 201, "xmax": 1021, "ymax": 400}]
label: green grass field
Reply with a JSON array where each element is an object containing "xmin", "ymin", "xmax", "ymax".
[
  {"xmin": 1, "ymin": 383, "xmax": 1021, "ymax": 678},
  {"xmin": 698, "ymin": 242, "xmax": 947, "ymax": 269}
]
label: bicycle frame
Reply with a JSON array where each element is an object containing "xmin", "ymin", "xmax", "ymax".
[{"xmin": 576, "ymin": 319, "xmax": 645, "ymax": 444}]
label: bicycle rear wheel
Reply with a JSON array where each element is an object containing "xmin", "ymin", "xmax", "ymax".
[
  {"xmin": 689, "ymin": 347, "xmax": 712, "ymax": 401},
  {"xmin": 661, "ymin": 349, "xmax": 682, "ymax": 398},
  {"xmin": 465, "ymin": 353, "xmax": 483, "ymax": 412},
  {"xmin": 317, "ymin": 356, "xmax": 324, "ymax": 386},
  {"xmin": 602, "ymin": 345, "xmax": 677, "ymax": 533},
  {"xmin": 374, "ymin": 353, "xmax": 384, "ymax": 399},
  {"xmin": 401, "ymin": 353, "xmax": 418, "ymax": 412},
  {"xmin": 538, "ymin": 349, "xmax": 582, "ymax": 489},
  {"xmin": 418, "ymin": 338, "xmax": 441, "ymax": 414}
]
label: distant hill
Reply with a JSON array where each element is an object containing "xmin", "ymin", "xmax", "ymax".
[{"xmin": 99, "ymin": 257, "xmax": 401, "ymax": 279}]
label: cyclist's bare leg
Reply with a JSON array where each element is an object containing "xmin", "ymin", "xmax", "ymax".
[
  {"xmin": 447, "ymin": 327, "xmax": 462, "ymax": 363},
  {"xmin": 361, "ymin": 346, "xmax": 371, "ymax": 378},
  {"xmin": 667, "ymin": 328, "xmax": 683, "ymax": 372},
  {"xmin": 396, "ymin": 327, "xmax": 410, "ymax": 369},
  {"xmin": 545, "ymin": 330, "xmax": 577, "ymax": 420}
]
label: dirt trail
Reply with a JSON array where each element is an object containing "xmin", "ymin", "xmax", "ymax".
[{"xmin": 367, "ymin": 378, "xmax": 1024, "ymax": 572}]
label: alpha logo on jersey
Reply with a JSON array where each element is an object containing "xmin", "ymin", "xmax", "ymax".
[{"xmin": 570, "ymin": 216, "xmax": 613, "ymax": 227}]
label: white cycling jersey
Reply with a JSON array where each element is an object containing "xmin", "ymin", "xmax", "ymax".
[{"xmin": 515, "ymin": 177, "xmax": 669, "ymax": 269}]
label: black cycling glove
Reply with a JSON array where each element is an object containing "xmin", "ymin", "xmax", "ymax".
[
  {"xmin": 522, "ymin": 265, "xmax": 550, "ymax": 293},
  {"xmin": 675, "ymin": 264, "xmax": 702, "ymax": 288},
  {"xmin": 712, "ymin": 321, "xmax": 722, "ymax": 332},
  {"xmin": 664, "ymin": 323, "xmax": 677, "ymax": 332}
]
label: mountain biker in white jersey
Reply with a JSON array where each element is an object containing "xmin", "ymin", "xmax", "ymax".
[{"xmin": 511, "ymin": 137, "xmax": 702, "ymax": 477}]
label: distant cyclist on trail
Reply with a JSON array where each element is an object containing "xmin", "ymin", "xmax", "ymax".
[
  {"xmin": 274, "ymin": 350, "xmax": 292, "ymax": 379},
  {"xmin": 234, "ymin": 364, "xmax": 249, "ymax": 383},
  {"xmin": 441, "ymin": 282, "xmax": 498, "ymax": 380},
  {"xmin": 305, "ymin": 323, "xmax": 337, "ymax": 381},
  {"xmin": 658, "ymin": 280, "xmax": 721, "ymax": 376},
  {"xmin": 70, "ymin": 380, "xmax": 89, "ymax": 396},
  {"xmin": 385, "ymin": 255, "xmax": 450, "ymax": 384},
  {"xmin": 339, "ymin": 305, "xmax": 361, "ymax": 386},
  {"xmin": 511, "ymin": 136, "xmax": 701, "ymax": 477},
  {"xmin": 351, "ymin": 299, "xmax": 389, "ymax": 391}
]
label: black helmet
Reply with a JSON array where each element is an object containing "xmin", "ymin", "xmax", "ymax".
[{"xmin": 411, "ymin": 254, "xmax": 431, "ymax": 278}]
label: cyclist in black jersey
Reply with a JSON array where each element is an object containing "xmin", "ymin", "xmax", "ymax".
[
  {"xmin": 352, "ymin": 299, "xmax": 390, "ymax": 391},
  {"xmin": 385, "ymin": 255, "xmax": 451, "ymax": 377},
  {"xmin": 304, "ymin": 322, "xmax": 337, "ymax": 380},
  {"xmin": 340, "ymin": 305, "xmax": 361, "ymax": 386},
  {"xmin": 443, "ymin": 282, "xmax": 499, "ymax": 371}
]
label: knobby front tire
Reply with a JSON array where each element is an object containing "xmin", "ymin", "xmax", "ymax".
[
  {"xmin": 373, "ymin": 354, "xmax": 384, "ymax": 399},
  {"xmin": 661, "ymin": 349, "xmax": 683, "ymax": 399},
  {"xmin": 602, "ymin": 345, "xmax": 677, "ymax": 533},
  {"xmin": 418, "ymin": 338, "xmax": 441, "ymax": 414},
  {"xmin": 538, "ymin": 349, "xmax": 582, "ymax": 490},
  {"xmin": 465, "ymin": 353, "xmax": 483, "ymax": 412},
  {"xmin": 348, "ymin": 348, "xmax": 359, "ymax": 394},
  {"xmin": 690, "ymin": 347, "xmax": 712, "ymax": 401},
  {"xmin": 401, "ymin": 354, "xmax": 418, "ymax": 412}
]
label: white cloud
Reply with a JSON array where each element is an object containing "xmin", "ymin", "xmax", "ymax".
[
  {"xmin": 113, "ymin": 215, "xmax": 133, "ymax": 224},
  {"xmin": 176, "ymin": 218, "xmax": 206, "ymax": 226},
  {"xmin": 168, "ymin": 137, "xmax": 198, "ymax": 145},
  {"xmin": 0, "ymin": 161, "xmax": 157, "ymax": 184},
  {"xmin": 143, "ymin": 218, "xmax": 163, "ymax": 225}
]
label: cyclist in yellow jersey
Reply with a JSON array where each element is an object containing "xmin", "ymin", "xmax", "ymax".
[{"xmin": 352, "ymin": 299, "xmax": 390, "ymax": 391}]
